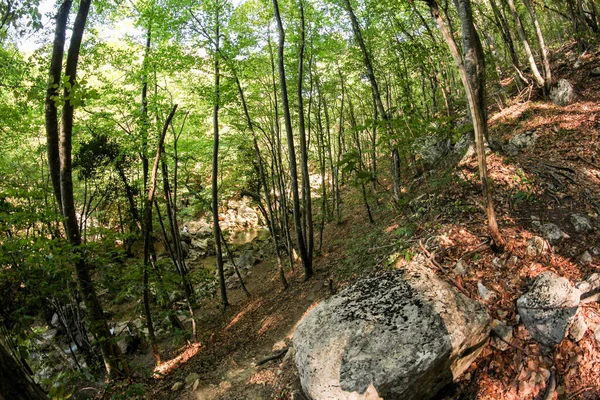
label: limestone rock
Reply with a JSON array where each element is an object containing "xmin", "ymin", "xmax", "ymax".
[
  {"xmin": 413, "ymin": 135, "xmax": 450, "ymax": 168},
  {"xmin": 527, "ymin": 236, "xmax": 550, "ymax": 257},
  {"xmin": 591, "ymin": 66, "xmax": 600, "ymax": 77},
  {"xmin": 180, "ymin": 231, "xmax": 192, "ymax": 244},
  {"xmin": 294, "ymin": 256, "xmax": 490, "ymax": 400},
  {"xmin": 180, "ymin": 241, "xmax": 190, "ymax": 258},
  {"xmin": 478, "ymin": 282, "xmax": 494, "ymax": 302},
  {"xmin": 186, "ymin": 372, "xmax": 200, "ymax": 387},
  {"xmin": 550, "ymin": 79, "xmax": 576, "ymax": 106},
  {"xmin": 509, "ymin": 131, "xmax": 539, "ymax": 149},
  {"xmin": 192, "ymin": 379, "xmax": 200, "ymax": 391},
  {"xmin": 568, "ymin": 314, "xmax": 587, "ymax": 342},
  {"xmin": 517, "ymin": 272, "xmax": 580, "ymax": 347},
  {"xmin": 576, "ymin": 273, "xmax": 600, "ymax": 303},
  {"xmin": 171, "ymin": 382, "xmax": 184, "ymax": 391},
  {"xmin": 579, "ymin": 251, "xmax": 593, "ymax": 265},
  {"xmin": 539, "ymin": 223, "xmax": 569, "ymax": 245},
  {"xmin": 491, "ymin": 320, "xmax": 513, "ymax": 351},
  {"xmin": 237, "ymin": 250, "xmax": 256, "ymax": 269},
  {"xmin": 570, "ymin": 213, "xmax": 593, "ymax": 233}
]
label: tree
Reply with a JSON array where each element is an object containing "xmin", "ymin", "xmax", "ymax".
[
  {"xmin": 44, "ymin": 0, "xmax": 128, "ymax": 378},
  {"xmin": 426, "ymin": 0, "xmax": 505, "ymax": 250},
  {"xmin": 273, "ymin": 0, "xmax": 313, "ymax": 279}
]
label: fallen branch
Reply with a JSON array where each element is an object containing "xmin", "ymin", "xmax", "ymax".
[
  {"xmin": 578, "ymin": 155, "xmax": 600, "ymax": 170},
  {"xmin": 256, "ymin": 347, "xmax": 288, "ymax": 366},
  {"xmin": 419, "ymin": 241, "xmax": 469, "ymax": 296},
  {"xmin": 542, "ymin": 370, "xmax": 556, "ymax": 400},
  {"xmin": 458, "ymin": 242, "xmax": 490, "ymax": 261}
]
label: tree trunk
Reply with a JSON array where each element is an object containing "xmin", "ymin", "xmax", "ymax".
[
  {"xmin": 297, "ymin": 0, "xmax": 314, "ymax": 271},
  {"xmin": 503, "ymin": 0, "xmax": 545, "ymax": 87},
  {"xmin": 521, "ymin": 0, "xmax": 551, "ymax": 86},
  {"xmin": 212, "ymin": 6, "xmax": 229, "ymax": 307},
  {"xmin": 45, "ymin": 0, "xmax": 129, "ymax": 378},
  {"xmin": 427, "ymin": 0, "xmax": 505, "ymax": 250},
  {"xmin": 0, "ymin": 330, "xmax": 48, "ymax": 400},
  {"xmin": 273, "ymin": 0, "xmax": 312, "ymax": 279}
]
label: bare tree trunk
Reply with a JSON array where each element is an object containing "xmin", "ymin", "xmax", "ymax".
[
  {"xmin": 212, "ymin": 6, "xmax": 229, "ymax": 307},
  {"xmin": 343, "ymin": 0, "xmax": 401, "ymax": 202},
  {"xmin": 0, "ymin": 328, "xmax": 48, "ymax": 400},
  {"xmin": 297, "ymin": 0, "xmax": 314, "ymax": 269},
  {"xmin": 427, "ymin": 0, "xmax": 505, "ymax": 250},
  {"xmin": 503, "ymin": 0, "xmax": 545, "ymax": 87},
  {"xmin": 273, "ymin": 0, "xmax": 313, "ymax": 279},
  {"xmin": 45, "ymin": 0, "xmax": 129, "ymax": 378},
  {"xmin": 522, "ymin": 0, "xmax": 552, "ymax": 86}
]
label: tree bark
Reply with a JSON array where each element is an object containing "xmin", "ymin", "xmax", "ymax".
[
  {"xmin": 212, "ymin": 5, "xmax": 229, "ymax": 307},
  {"xmin": 273, "ymin": 0, "xmax": 313, "ymax": 279},
  {"xmin": 503, "ymin": 0, "xmax": 545, "ymax": 87},
  {"xmin": 522, "ymin": 0, "xmax": 552, "ymax": 86},
  {"xmin": 427, "ymin": 0, "xmax": 505, "ymax": 250}
]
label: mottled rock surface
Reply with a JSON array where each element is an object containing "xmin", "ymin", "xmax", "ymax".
[
  {"xmin": 550, "ymin": 79, "xmax": 576, "ymax": 106},
  {"xmin": 517, "ymin": 272, "xmax": 580, "ymax": 347},
  {"xmin": 294, "ymin": 257, "xmax": 490, "ymax": 400}
]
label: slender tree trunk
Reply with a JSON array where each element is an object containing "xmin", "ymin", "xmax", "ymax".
[
  {"xmin": 0, "ymin": 329, "xmax": 48, "ymax": 400},
  {"xmin": 45, "ymin": 0, "xmax": 71, "ymax": 214},
  {"xmin": 212, "ymin": 7, "xmax": 229, "ymax": 307},
  {"xmin": 273, "ymin": 0, "xmax": 312, "ymax": 279},
  {"xmin": 522, "ymin": 0, "xmax": 552, "ymax": 87},
  {"xmin": 343, "ymin": 0, "xmax": 401, "ymax": 202},
  {"xmin": 503, "ymin": 0, "xmax": 545, "ymax": 87},
  {"xmin": 427, "ymin": 0, "xmax": 505, "ymax": 249},
  {"xmin": 46, "ymin": 0, "xmax": 129, "ymax": 378},
  {"xmin": 297, "ymin": 0, "xmax": 314, "ymax": 268}
]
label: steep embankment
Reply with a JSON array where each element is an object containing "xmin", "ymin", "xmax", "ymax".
[{"xmin": 137, "ymin": 44, "xmax": 600, "ymax": 400}]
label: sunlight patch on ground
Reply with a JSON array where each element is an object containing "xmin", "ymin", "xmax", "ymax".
[
  {"xmin": 152, "ymin": 342, "xmax": 202, "ymax": 378},
  {"xmin": 225, "ymin": 298, "xmax": 264, "ymax": 331}
]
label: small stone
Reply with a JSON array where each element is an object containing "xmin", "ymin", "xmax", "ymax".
[
  {"xmin": 570, "ymin": 213, "xmax": 593, "ymax": 233},
  {"xmin": 192, "ymin": 379, "xmax": 200, "ymax": 391},
  {"xmin": 282, "ymin": 346, "xmax": 296, "ymax": 365},
  {"xmin": 509, "ymin": 131, "xmax": 539, "ymax": 149},
  {"xmin": 550, "ymin": 79, "xmax": 576, "ymax": 106},
  {"xmin": 574, "ymin": 59, "xmax": 583, "ymax": 69},
  {"xmin": 478, "ymin": 282, "xmax": 494, "ymax": 302},
  {"xmin": 539, "ymin": 223, "xmax": 569, "ymax": 245},
  {"xmin": 594, "ymin": 325, "xmax": 600, "ymax": 345},
  {"xmin": 579, "ymin": 251, "xmax": 593, "ymax": 265},
  {"xmin": 171, "ymin": 382, "xmax": 184, "ymax": 391},
  {"xmin": 569, "ymin": 314, "xmax": 587, "ymax": 342},
  {"xmin": 491, "ymin": 320, "xmax": 513, "ymax": 351},
  {"xmin": 527, "ymin": 236, "xmax": 549, "ymax": 256},
  {"xmin": 463, "ymin": 373, "xmax": 471, "ymax": 381},
  {"xmin": 591, "ymin": 66, "xmax": 600, "ymax": 77},
  {"xmin": 454, "ymin": 260, "xmax": 467, "ymax": 276},
  {"xmin": 578, "ymin": 273, "xmax": 600, "ymax": 303},
  {"xmin": 517, "ymin": 271, "xmax": 580, "ymax": 347},
  {"xmin": 492, "ymin": 257, "xmax": 503, "ymax": 268},
  {"xmin": 185, "ymin": 372, "xmax": 200, "ymax": 387}
]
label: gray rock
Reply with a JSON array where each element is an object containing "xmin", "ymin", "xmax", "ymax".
[
  {"xmin": 413, "ymin": 135, "xmax": 450, "ymax": 167},
  {"xmin": 171, "ymin": 382, "xmax": 184, "ymax": 391},
  {"xmin": 577, "ymin": 273, "xmax": 600, "ymax": 303},
  {"xmin": 180, "ymin": 241, "xmax": 190, "ymax": 258},
  {"xmin": 550, "ymin": 79, "xmax": 576, "ymax": 106},
  {"xmin": 503, "ymin": 143, "xmax": 520, "ymax": 156},
  {"xmin": 454, "ymin": 260, "xmax": 468, "ymax": 276},
  {"xmin": 180, "ymin": 231, "xmax": 192, "ymax": 244},
  {"xmin": 237, "ymin": 250, "xmax": 256, "ymax": 269},
  {"xmin": 591, "ymin": 66, "xmax": 600, "ymax": 77},
  {"xmin": 478, "ymin": 282, "xmax": 494, "ymax": 302},
  {"xmin": 517, "ymin": 271, "xmax": 580, "ymax": 347},
  {"xmin": 50, "ymin": 313, "xmax": 60, "ymax": 328},
  {"xmin": 570, "ymin": 213, "xmax": 593, "ymax": 233},
  {"xmin": 574, "ymin": 59, "xmax": 583, "ymax": 69},
  {"xmin": 579, "ymin": 251, "xmax": 593, "ymax": 265},
  {"xmin": 539, "ymin": 223, "xmax": 569, "ymax": 245},
  {"xmin": 294, "ymin": 256, "xmax": 490, "ymax": 400},
  {"xmin": 491, "ymin": 320, "xmax": 513, "ymax": 351},
  {"xmin": 527, "ymin": 236, "xmax": 550, "ymax": 257},
  {"xmin": 568, "ymin": 314, "xmax": 587, "ymax": 342},
  {"xmin": 186, "ymin": 372, "xmax": 200, "ymax": 387},
  {"xmin": 509, "ymin": 131, "xmax": 539, "ymax": 149}
]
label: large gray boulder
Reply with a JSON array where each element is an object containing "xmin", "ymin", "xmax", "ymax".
[
  {"xmin": 517, "ymin": 272, "xmax": 580, "ymax": 348},
  {"xmin": 413, "ymin": 136, "xmax": 451, "ymax": 168},
  {"xmin": 550, "ymin": 79, "xmax": 576, "ymax": 106},
  {"xmin": 294, "ymin": 257, "xmax": 490, "ymax": 400}
]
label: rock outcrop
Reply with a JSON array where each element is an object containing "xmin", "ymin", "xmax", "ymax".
[
  {"xmin": 517, "ymin": 271, "xmax": 580, "ymax": 348},
  {"xmin": 294, "ymin": 257, "xmax": 490, "ymax": 400},
  {"xmin": 550, "ymin": 79, "xmax": 576, "ymax": 106}
]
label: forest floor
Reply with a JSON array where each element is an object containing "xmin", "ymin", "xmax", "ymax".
[{"xmin": 115, "ymin": 43, "xmax": 600, "ymax": 400}]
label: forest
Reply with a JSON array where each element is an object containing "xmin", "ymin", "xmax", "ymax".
[{"xmin": 1, "ymin": 0, "xmax": 599, "ymax": 398}]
